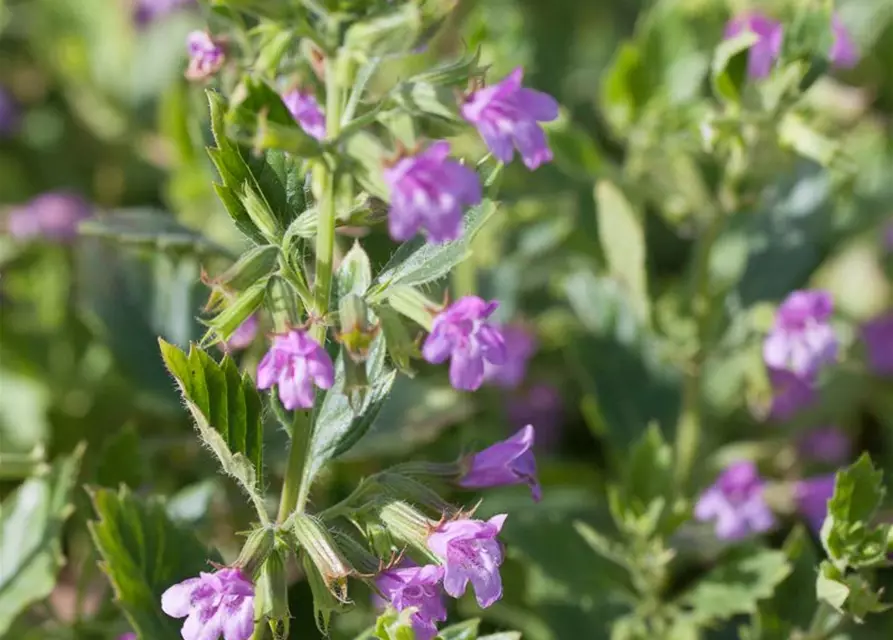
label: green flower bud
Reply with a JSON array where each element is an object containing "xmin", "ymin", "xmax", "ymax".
[
  {"xmin": 292, "ymin": 514, "xmax": 354, "ymax": 593},
  {"xmin": 302, "ymin": 554, "xmax": 351, "ymax": 635},
  {"xmin": 378, "ymin": 500, "xmax": 437, "ymax": 560},
  {"xmin": 410, "ymin": 50, "xmax": 483, "ymax": 87},
  {"xmin": 239, "ymin": 185, "xmax": 281, "ymax": 243},
  {"xmin": 338, "ymin": 294, "xmax": 377, "ymax": 362},
  {"xmin": 376, "ymin": 305, "xmax": 417, "ymax": 375},
  {"xmin": 210, "ymin": 244, "xmax": 280, "ymax": 296},
  {"xmin": 330, "ymin": 529, "xmax": 384, "ymax": 575},
  {"xmin": 374, "ymin": 473, "xmax": 455, "ymax": 516},
  {"xmin": 254, "ymin": 545, "xmax": 290, "ymax": 639},
  {"xmin": 380, "ymin": 285, "xmax": 436, "ymax": 331},
  {"xmin": 235, "ymin": 526, "xmax": 276, "ymax": 579},
  {"xmin": 202, "ymin": 280, "xmax": 267, "ymax": 346}
]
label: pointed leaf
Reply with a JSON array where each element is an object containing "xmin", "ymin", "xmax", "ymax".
[
  {"xmin": 711, "ymin": 31, "xmax": 759, "ymax": 103},
  {"xmin": 88, "ymin": 486, "xmax": 216, "ymax": 639}
]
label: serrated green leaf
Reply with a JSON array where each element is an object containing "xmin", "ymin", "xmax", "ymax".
[
  {"xmin": 369, "ymin": 199, "xmax": 498, "ymax": 299},
  {"xmin": 158, "ymin": 339, "xmax": 266, "ymax": 519},
  {"xmin": 595, "ymin": 181, "xmax": 649, "ymax": 322},
  {"xmin": 80, "ymin": 209, "xmax": 232, "ymax": 258},
  {"xmin": 711, "ymin": 31, "xmax": 759, "ymax": 103},
  {"xmin": 679, "ymin": 547, "xmax": 791, "ymax": 624},
  {"xmin": 88, "ymin": 485, "xmax": 215, "ymax": 639},
  {"xmin": 298, "ymin": 335, "xmax": 396, "ymax": 508},
  {"xmin": 0, "ymin": 449, "xmax": 82, "ymax": 635},
  {"xmin": 437, "ymin": 618, "xmax": 480, "ymax": 640}
]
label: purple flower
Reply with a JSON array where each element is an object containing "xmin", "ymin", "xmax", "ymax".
[
  {"xmin": 0, "ymin": 86, "xmax": 20, "ymax": 138},
  {"xmin": 256, "ymin": 329, "xmax": 335, "ymax": 409},
  {"xmin": 861, "ymin": 314, "xmax": 893, "ymax": 376},
  {"xmin": 375, "ymin": 564, "xmax": 446, "ymax": 640},
  {"xmin": 219, "ymin": 315, "xmax": 259, "ymax": 353},
  {"xmin": 763, "ymin": 290, "xmax": 837, "ymax": 378},
  {"xmin": 161, "ymin": 567, "xmax": 254, "ymax": 640},
  {"xmin": 383, "ymin": 141, "xmax": 482, "ymax": 244},
  {"xmin": 798, "ymin": 426, "xmax": 851, "ymax": 465},
  {"xmin": 118, "ymin": 634, "xmax": 137, "ymax": 640},
  {"xmin": 282, "ymin": 89, "xmax": 326, "ymax": 141},
  {"xmin": 724, "ymin": 13, "xmax": 784, "ymax": 79},
  {"xmin": 186, "ymin": 31, "xmax": 225, "ymax": 81},
  {"xmin": 768, "ymin": 367, "xmax": 817, "ymax": 421},
  {"xmin": 506, "ymin": 383, "xmax": 564, "ymax": 444},
  {"xmin": 794, "ymin": 474, "xmax": 836, "ymax": 532},
  {"xmin": 427, "ymin": 514, "xmax": 507, "ymax": 608},
  {"xmin": 483, "ymin": 324, "xmax": 536, "ymax": 389},
  {"xmin": 694, "ymin": 461, "xmax": 775, "ymax": 540},
  {"xmin": 133, "ymin": 0, "xmax": 195, "ymax": 26},
  {"xmin": 461, "ymin": 67, "xmax": 559, "ymax": 170},
  {"xmin": 829, "ymin": 14, "xmax": 858, "ymax": 69},
  {"xmin": 422, "ymin": 296, "xmax": 506, "ymax": 391},
  {"xmin": 7, "ymin": 191, "xmax": 91, "ymax": 242},
  {"xmin": 460, "ymin": 425, "xmax": 541, "ymax": 501}
]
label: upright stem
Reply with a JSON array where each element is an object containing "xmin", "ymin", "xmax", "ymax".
[
  {"xmin": 277, "ymin": 53, "xmax": 346, "ymax": 522},
  {"xmin": 674, "ymin": 206, "xmax": 726, "ymax": 489}
]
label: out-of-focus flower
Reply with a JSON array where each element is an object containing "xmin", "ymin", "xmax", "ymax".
[
  {"xmin": 694, "ymin": 461, "xmax": 775, "ymax": 540},
  {"xmin": 423, "ymin": 296, "xmax": 506, "ymax": 391},
  {"xmin": 461, "ymin": 67, "xmax": 559, "ymax": 170},
  {"xmin": 219, "ymin": 315, "xmax": 259, "ymax": 354},
  {"xmin": 798, "ymin": 426, "xmax": 852, "ymax": 465},
  {"xmin": 763, "ymin": 290, "xmax": 837, "ymax": 378},
  {"xmin": 0, "ymin": 86, "xmax": 20, "ymax": 138},
  {"xmin": 460, "ymin": 425, "xmax": 541, "ymax": 501},
  {"xmin": 427, "ymin": 514, "xmax": 507, "ymax": 608},
  {"xmin": 118, "ymin": 634, "xmax": 137, "ymax": 640},
  {"xmin": 133, "ymin": 0, "xmax": 194, "ymax": 26},
  {"xmin": 768, "ymin": 368, "xmax": 817, "ymax": 421},
  {"xmin": 257, "ymin": 329, "xmax": 334, "ymax": 409},
  {"xmin": 506, "ymin": 383, "xmax": 564, "ymax": 447},
  {"xmin": 186, "ymin": 31, "xmax": 225, "ymax": 81},
  {"xmin": 861, "ymin": 314, "xmax": 893, "ymax": 376},
  {"xmin": 724, "ymin": 13, "xmax": 784, "ymax": 79},
  {"xmin": 483, "ymin": 324, "xmax": 536, "ymax": 389},
  {"xmin": 829, "ymin": 14, "xmax": 858, "ymax": 69},
  {"xmin": 383, "ymin": 141, "xmax": 482, "ymax": 244},
  {"xmin": 7, "ymin": 191, "xmax": 91, "ymax": 242},
  {"xmin": 794, "ymin": 474, "xmax": 836, "ymax": 532},
  {"xmin": 161, "ymin": 568, "xmax": 254, "ymax": 640},
  {"xmin": 375, "ymin": 564, "xmax": 446, "ymax": 640},
  {"xmin": 282, "ymin": 89, "xmax": 326, "ymax": 141}
]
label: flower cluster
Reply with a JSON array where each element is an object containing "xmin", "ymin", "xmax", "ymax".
[{"xmin": 724, "ymin": 11, "xmax": 858, "ymax": 80}]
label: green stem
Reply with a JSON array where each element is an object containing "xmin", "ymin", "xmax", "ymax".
[
  {"xmin": 674, "ymin": 205, "xmax": 727, "ymax": 489},
  {"xmin": 276, "ymin": 53, "xmax": 347, "ymax": 523},
  {"xmin": 805, "ymin": 601, "xmax": 843, "ymax": 640}
]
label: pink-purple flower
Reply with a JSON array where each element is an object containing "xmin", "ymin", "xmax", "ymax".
[
  {"xmin": 256, "ymin": 329, "xmax": 335, "ymax": 409},
  {"xmin": 829, "ymin": 14, "xmax": 858, "ymax": 69},
  {"xmin": 118, "ymin": 634, "xmax": 137, "ymax": 640},
  {"xmin": 768, "ymin": 367, "xmax": 817, "ymax": 421},
  {"xmin": 794, "ymin": 474, "xmax": 836, "ymax": 532},
  {"xmin": 375, "ymin": 564, "xmax": 447, "ymax": 640},
  {"xmin": 483, "ymin": 324, "xmax": 536, "ymax": 389},
  {"xmin": 798, "ymin": 426, "xmax": 851, "ymax": 465},
  {"xmin": 161, "ymin": 567, "xmax": 254, "ymax": 640},
  {"xmin": 282, "ymin": 89, "xmax": 326, "ymax": 141},
  {"xmin": 427, "ymin": 514, "xmax": 507, "ymax": 608},
  {"xmin": 133, "ymin": 0, "xmax": 195, "ymax": 26},
  {"xmin": 694, "ymin": 461, "xmax": 775, "ymax": 540},
  {"xmin": 7, "ymin": 191, "xmax": 91, "ymax": 242},
  {"xmin": 186, "ymin": 31, "xmax": 225, "ymax": 81},
  {"xmin": 422, "ymin": 296, "xmax": 506, "ymax": 391},
  {"xmin": 383, "ymin": 141, "xmax": 482, "ymax": 244},
  {"xmin": 861, "ymin": 314, "xmax": 893, "ymax": 376},
  {"xmin": 461, "ymin": 67, "xmax": 559, "ymax": 170},
  {"xmin": 0, "ymin": 86, "xmax": 19, "ymax": 138},
  {"xmin": 724, "ymin": 13, "xmax": 784, "ymax": 79},
  {"xmin": 763, "ymin": 290, "xmax": 838, "ymax": 378},
  {"xmin": 220, "ymin": 315, "xmax": 259, "ymax": 353},
  {"xmin": 460, "ymin": 425, "xmax": 541, "ymax": 501}
]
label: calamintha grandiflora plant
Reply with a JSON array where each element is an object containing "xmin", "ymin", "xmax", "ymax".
[{"xmin": 150, "ymin": 1, "xmax": 558, "ymax": 638}]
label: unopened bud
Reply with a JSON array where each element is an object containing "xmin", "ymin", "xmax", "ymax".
[
  {"xmin": 302, "ymin": 554, "xmax": 350, "ymax": 635},
  {"xmin": 374, "ymin": 473, "xmax": 455, "ymax": 516},
  {"xmin": 378, "ymin": 501, "xmax": 436, "ymax": 559},
  {"xmin": 330, "ymin": 530, "xmax": 384, "ymax": 575},
  {"xmin": 411, "ymin": 49, "xmax": 483, "ymax": 87},
  {"xmin": 235, "ymin": 526, "xmax": 276, "ymax": 579},
  {"xmin": 212, "ymin": 244, "xmax": 279, "ymax": 294},
  {"xmin": 239, "ymin": 185, "xmax": 281, "ymax": 243},
  {"xmin": 378, "ymin": 285, "xmax": 435, "ymax": 330},
  {"xmin": 254, "ymin": 545, "xmax": 290, "ymax": 639},
  {"xmin": 203, "ymin": 280, "xmax": 267, "ymax": 347},
  {"xmin": 376, "ymin": 305, "xmax": 416, "ymax": 375},
  {"xmin": 338, "ymin": 294, "xmax": 378, "ymax": 363},
  {"xmin": 292, "ymin": 514, "xmax": 354, "ymax": 592}
]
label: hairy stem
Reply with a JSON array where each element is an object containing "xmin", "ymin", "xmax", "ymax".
[{"xmin": 277, "ymin": 53, "xmax": 346, "ymax": 522}]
